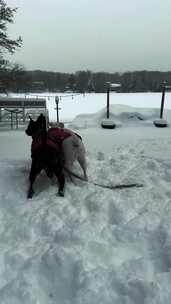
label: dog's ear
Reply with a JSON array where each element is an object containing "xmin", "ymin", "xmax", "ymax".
[
  {"xmin": 37, "ymin": 113, "xmax": 46, "ymax": 129},
  {"xmin": 36, "ymin": 113, "xmax": 44, "ymax": 122},
  {"xmin": 40, "ymin": 113, "xmax": 44, "ymax": 119},
  {"xmin": 36, "ymin": 114, "xmax": 42, "ymax": 124},
  {"xmin": 28, "ymin": 115, "xmax": 33, "ymax": 121}
]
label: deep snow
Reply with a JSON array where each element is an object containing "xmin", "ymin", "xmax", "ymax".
[{"xmin": 0, "ymin": 93, "xmax": 171, "ymax": 303}]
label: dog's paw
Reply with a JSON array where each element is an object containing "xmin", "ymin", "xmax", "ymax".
[
  {"xmin": 27, "ymin": 189, "xmax": 34, "ymax": 199},
  {"xmin": 58, "ymin": 190, "xmax": 64, "ymax": 197}
]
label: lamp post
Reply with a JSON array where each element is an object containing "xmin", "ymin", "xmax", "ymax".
[
  {"xmin": 106, "ymin": 82, "xmax": 121, "ymax": 119},
  {"xmin": 55, "ymin": 96, "xmax": 61, "ymax": 123},
  {"xmin": 160, "ymin": 82, "xmax": 166, "ymax": 119},
  {"xmin": 153, "ymin": 81, "xmax": 170, "ymax": 127},
  {"xmin": 101, "ymin": 82, "xmax": 121, "ymax": 129},
  {"xmin": 106, "ymin": 82, "xmax": 110, "ymax": 119}
]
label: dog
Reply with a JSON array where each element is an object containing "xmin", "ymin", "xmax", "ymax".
[
  {"xmin": 48, "ymin": 122, "xmax": 87, "ymax": 181},
  {"xmin": 26, "ymin": 116, "xmax": 87, "ymax": 198},
  {"xmin": 61, "ymin": 127, "xmax": 87, "ymax": 180}
]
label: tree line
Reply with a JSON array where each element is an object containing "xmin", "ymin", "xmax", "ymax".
[{"xmin": 2, "ymin": 69, "xmax": 171, "ymax": 93}]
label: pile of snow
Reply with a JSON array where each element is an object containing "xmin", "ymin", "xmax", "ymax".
[
  {"xmin": 0, "ymin": 93, "xmax": 171, "ymax": 303},
  {"xmin": 68, "ymin": 104, "xmax": 170, "ymax": 129}
]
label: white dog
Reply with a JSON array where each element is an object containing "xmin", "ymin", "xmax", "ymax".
[
  {"xmin": 62, "ymin": 128, "xmax": 87, "ymax": 180},
  {"xmin": 49, "ymin": 122, "xmax": 87, "ymax": 180}
]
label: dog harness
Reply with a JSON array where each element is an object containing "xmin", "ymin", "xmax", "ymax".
[
  {"xmin": 31, "ymin": 127, "xmax": 72, "ymax": 158},
  {"xmin": 46, "ymin": 128, "xmax": 71, "ymax": 152}
]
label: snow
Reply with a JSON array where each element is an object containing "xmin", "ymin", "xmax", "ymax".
[
  {"xmin": 11, "ymin": 91, "xmax": 171, "ymax": 122},
  {"xmin": 0, "ymin": 92, "xmax": 171, "ymax": 303}
]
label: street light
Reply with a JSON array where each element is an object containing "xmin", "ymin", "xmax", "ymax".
[
  {"xmin": 106, "ymin": 82, "xmax": 121, "ymax": 119},
  {"xmin": 101, "ymin": 82, "xmax": 121, "ymax": 129},
  {"xmin": 55, "ymin": 96, "xmax": 61, "ymax": 123},
  {"xmin": 153, "ymin": 81, "xmax": 170, "ymax": 127}
]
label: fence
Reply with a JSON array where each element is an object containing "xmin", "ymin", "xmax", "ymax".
[{"xmin": 0, "ymin": 97, "xmax": 47, "ymax": 129}]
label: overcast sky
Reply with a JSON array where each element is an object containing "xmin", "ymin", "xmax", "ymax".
[{"xmin": 6, "ymin": 0, "xmax": 171, "ymax": 73}]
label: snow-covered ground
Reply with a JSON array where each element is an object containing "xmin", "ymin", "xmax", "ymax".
[
  {"xmin": 8, "ymin": 91, "xmax": 171, "ymax": 122},
  {"xmin": 0, "ymin": 93, "xmax": 171, "ymax": 303}
]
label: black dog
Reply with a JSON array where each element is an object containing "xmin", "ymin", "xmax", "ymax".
[{"xmin": 25, "ymin": 114, "xmax": 65, "ymax": 198}]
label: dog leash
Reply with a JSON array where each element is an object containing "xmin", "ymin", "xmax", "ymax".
[{"xmin": 64, "ymin": 167, "xmax": 143, "ymax": 190}]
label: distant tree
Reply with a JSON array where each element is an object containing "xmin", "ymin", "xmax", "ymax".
[
  {"xmin": 67, "ymin": 74, "xmax": 76, "ymax": 91},
  {"xmin": 0, "ymin": 0, "xmax": 22, "ymax": 90},
  {"xmin": 0, "ymin": 0, "xmax": 22, "ymax": 56},
  {"xmin": 93, "ymin": 72, "xmax": 109, "ymax": 92},
  {"xmin": 10, "ymin": 64, "xmax": 32, "ymax": 92},
  {"xmin": 75, "ymin": 70, "xmax": 92, "ymax": 92}
]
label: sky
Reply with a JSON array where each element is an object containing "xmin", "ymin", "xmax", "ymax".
[{"xmin": 5, "ymin": 0, "xmax": 171, "ymax": 73}]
